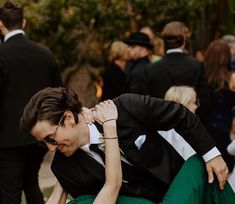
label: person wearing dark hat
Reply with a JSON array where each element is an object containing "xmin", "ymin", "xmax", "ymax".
[{"xmin": 124, "ymin": 31, "xmax": 152, "ymax": 93}]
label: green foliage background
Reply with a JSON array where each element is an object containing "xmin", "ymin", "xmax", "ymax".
[{"xmin": 1, "ymin": 0, "xmax": 235, "ymax": 73}]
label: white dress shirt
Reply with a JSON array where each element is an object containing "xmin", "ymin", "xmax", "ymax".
[
  {"xmin": 80, "ymin": 124, "xmax": 132, "ymax": 166},
  {"xmin": 166, "ymin": 48, "xmax": 183, "ymax": 54},
  {"xmin": 4, "ymin": 29, "xmax": 25, "ymax": 42}
]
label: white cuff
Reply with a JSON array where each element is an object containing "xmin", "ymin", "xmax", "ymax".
[
  {"xmin": 227, "ymin": 140, "xmax": 235, "ymax": 156},
  {"xmin": 202, "ymin": 147, "xmax": 221, "ymax": 162}
]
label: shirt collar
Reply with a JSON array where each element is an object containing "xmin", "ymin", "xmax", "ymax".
[
  {"xmin": 4, "ymin": 29, "xmax": 25, "ymax": 42},
  {"xmin": 166, "ymin": 48, "xmax": 183, "ymax": 54},
  {"xmin": 80, "ymin": 123, "xmax": 103, "ymax": 151}
]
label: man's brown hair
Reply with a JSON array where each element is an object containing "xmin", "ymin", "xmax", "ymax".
[
  {"xmin": 0, "ymin": 0, "xmax": 23, "ymax": 30},
  {"xmin": 20, "ymin": 87, "xmax": 83, "ymax": 133},
  {"xmin": 161, "ymin": 21, "xmax": 190, "ymax": 51}
]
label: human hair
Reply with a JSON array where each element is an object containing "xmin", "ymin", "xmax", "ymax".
[
  {"xmin": 0, "ymin": 0, "xmax": 23, "ymax": 30},
  {"xmin": 152, "ymin": 36, "xmax": 164, "ymax": 56},
  {"xmin": 164, "ymin": 86, "xmax": 196, "ymax": 108},
  {"xmin": 161, "ymin": 21, "xmax": 190, "ymax": 51},
  {"xmin": 140, "ymin": 26, "xmax": 155, "ymax": 41},
  {"xmin": 20, "ymin": 87, "xmax": 82, "ymax": 132},
  {"xmin": 204, "ymin": 39, "xmax": 231, "ymax": 90},
  {"xmin": 108, "ymin": 41, "xmax": 128, "ymax": 62}
]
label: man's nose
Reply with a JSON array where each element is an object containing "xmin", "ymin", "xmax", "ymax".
[{"xmin": 47, "ymin": 143, "xmax": 57, "ymax": 152}]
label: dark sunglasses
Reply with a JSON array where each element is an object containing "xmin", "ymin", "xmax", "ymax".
[{"xmin": 43, "ymin": 114, "xmax": 65, "ymax": 146}]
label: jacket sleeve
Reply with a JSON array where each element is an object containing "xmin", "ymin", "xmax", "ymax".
[
  {"xmin": 116, "ymin": 93, "xmax": 216, "ymax": 156},
  {"xmin": 195, "ymin": 64, "xmax": 211, "ymax": 130}
]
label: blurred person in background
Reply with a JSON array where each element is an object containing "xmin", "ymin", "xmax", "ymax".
[
  {"xmin": 140, "ymin": 26, "xmax": 164, "ymax": 63},
  {"xmin": 0, "ymin": 1, "xmax": 62, "ymax": 203},
  {"xmin": 204, "ymin": 39, "xmax": 235, "ymax": 172},
  {"xmin": 101, "ymin": 41, "xmax": 129, "ymax": 101},
  {"xmin": 143, "ymin": 21, "xmax": 210, "ymax": 129},
  {"xmin": 164, "ymin": 86, "xmax": 198, "ymax": 113},
  {"xmin": 124, "ymin": 31, "xmax": 152, "ymax": 93},
  {"xmin": 222, "ymin": 35, "xmax": 235, "ymax": 71}
]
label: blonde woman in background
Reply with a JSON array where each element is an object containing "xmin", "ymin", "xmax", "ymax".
[
  {"xmin": 164, "ymin": 85, "xmax": 198, "ymax": 113},
  {"xmin": 159, "ymin": 85, "xmax": 198, "ymax": 161},
  {"xmin": 101, "ymin": 41, "xmax": 129, "ymax": 100}
]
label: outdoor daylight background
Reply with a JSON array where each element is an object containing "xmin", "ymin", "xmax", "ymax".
[{"xmin": 0, "ymin": 0, "xmax": 234, "ymax": 107}]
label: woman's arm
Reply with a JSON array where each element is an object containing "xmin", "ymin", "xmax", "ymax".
[
  {"xmin": 92, "ymin": 100, "xmax": 122, "ymax": 204},
  {"xmin": 46, "ymin": 181, "xmax": 68, "ymax": 204}
]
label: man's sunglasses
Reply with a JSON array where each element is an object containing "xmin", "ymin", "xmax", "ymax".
[{"xmin": 43, "ymin": 114, "xmax": 65, "ymax": 146}]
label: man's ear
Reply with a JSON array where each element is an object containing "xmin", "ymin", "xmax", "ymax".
[
  {"xmin": 0, "ymin": 20, "xmax": 8, "ymax": 35},
  {"xmin": 64, "ymin": 111, "xmax": 75, "ymax": 125}
]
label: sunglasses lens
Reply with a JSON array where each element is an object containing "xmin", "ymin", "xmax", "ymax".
[{"xmin": 44, "ymin": 135, "xmax": 57, "ymax": 145}]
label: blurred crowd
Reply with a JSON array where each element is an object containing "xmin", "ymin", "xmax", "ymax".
[{"xmin": 101, "ymin": 22, "xmax": 235, "ymax": 175}]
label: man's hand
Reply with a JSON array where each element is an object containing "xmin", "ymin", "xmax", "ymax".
[{"xmin": 206, "ymin": 156, "xmax": 229, "ymax": 190}]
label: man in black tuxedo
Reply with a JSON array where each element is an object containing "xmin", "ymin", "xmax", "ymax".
[
  {"xmin": 20, "ymin": 87, "xmax": 228, "ymax": 203},
  {"xmin": 142, "ymin": 21, "xmax": 210, "ymax": 129},
  {"xmin": 0, "ymin": 1, "xmax": 62, "ymax": 204}
]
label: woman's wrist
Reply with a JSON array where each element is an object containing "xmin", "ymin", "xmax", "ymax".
[{"xmin": 102, "ymin": 118, "xmax": 116, "ymax": 126}]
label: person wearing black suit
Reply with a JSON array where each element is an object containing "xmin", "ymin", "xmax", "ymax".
[
  {"xmin": 0, "ymin": 1, "xmax": 62, "ymax": 204},
  {"xmin": 142, "ymin": 21, "xmax": 210, "ymax": 129},
  {"xmin": 124, "ymin": 32, "xmax": 152, "ymax": 94},
  {"xmin": 20, "ymin": 87, "xmax": 228, "ymax": 203}
]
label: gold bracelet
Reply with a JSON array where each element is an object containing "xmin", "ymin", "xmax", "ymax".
[
  {"xmin": 102, "ymin": 119, "xmax": 116, "ymax": 126},
  {"xmin": 103, "ymin": 137, "xmax": 118, "ymax": 139}
]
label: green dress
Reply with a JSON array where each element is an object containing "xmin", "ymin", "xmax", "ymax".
[
  {"xmin": 68, "ymin": 195, "xmax": 154, "ymax": 204},
  {"xmin": 68, "ymin": 155, "xmax": 235, "ymax": 204},
  {"xmin": 162, "ymin": 155, "xmax": 235, "ymax": 204}
]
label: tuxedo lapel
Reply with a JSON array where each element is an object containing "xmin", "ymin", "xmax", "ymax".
[{"xmin": 77, "ymin": 149, "xmax": 105, "ymax": 182}]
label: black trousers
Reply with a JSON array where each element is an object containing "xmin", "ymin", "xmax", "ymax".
[{"xmin": 0, "ymin": 144, "xmax": 47, "ymax": 204}]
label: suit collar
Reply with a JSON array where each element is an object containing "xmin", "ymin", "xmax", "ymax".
[
  {"xmin": 164, "ymin": 52, "xmax": 188, "ymax": 58},
  {"xmin": 93, "ymin": 121, "xmax": 103, "ymax": 133},
  {"xmin": 166, "ymin": 48, "xmax": 183, "ymax": 54},
  {"xmin": 80, "ymin": 123, "xmax": 103, "ymax": 155},
  {"xmin": 4, "ymin": 29, "xmax": 25, "ymax": 42},
  {"xmin": 88, "ymin": 124, "xmax": 102, "ymax": 144}
]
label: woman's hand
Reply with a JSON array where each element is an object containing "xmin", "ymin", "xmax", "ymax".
[
  {"xmin": 81, "ymin": 107, "xmax": 94, "ymax": 124},
  {"xmin": 92, "ymin": 100, "xmax": 118, "ymax": 125}
]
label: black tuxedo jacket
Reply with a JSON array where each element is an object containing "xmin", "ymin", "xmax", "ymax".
[
  {"xmin": 143, "ymin": 52, "xmax": 210, "ymax": 128},
  {"xmin": 0, "ymin": 34, "xmax": 62, "ymax": 148},
  {"xmin": 51, "ymin": 94, "xmax": 215, "ymax": 202},
  {"xmin": 126, "ymin": 56, "xmax": 151, "ymax": 94}
]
